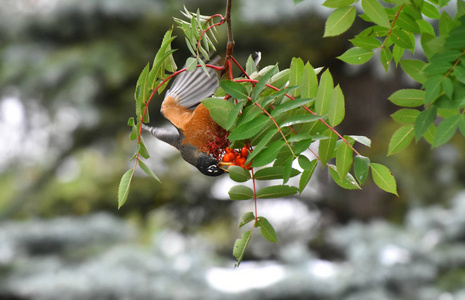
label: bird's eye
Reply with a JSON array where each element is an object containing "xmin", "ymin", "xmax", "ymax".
[{"xmin": 208, "ymin": 165, "xmax": 218, "ymax": 173}]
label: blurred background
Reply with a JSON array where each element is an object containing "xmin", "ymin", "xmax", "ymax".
[{"xmin": 1, "ymin": 0, "xmax": 465, "ymax": 299}]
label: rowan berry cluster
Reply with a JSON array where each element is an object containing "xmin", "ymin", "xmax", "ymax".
[{"xmin": 221, "ymin": 146, "xmax": 252, "ymax": 170}]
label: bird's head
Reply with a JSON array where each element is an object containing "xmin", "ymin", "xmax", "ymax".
[{"xmin": 195, "ymin": 152, "xmax": 225, "ymax": 176}]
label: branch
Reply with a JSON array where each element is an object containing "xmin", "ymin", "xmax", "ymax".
[{"xmin": 224, "ymin": 0, "xmax": 235, "ymax": 79}]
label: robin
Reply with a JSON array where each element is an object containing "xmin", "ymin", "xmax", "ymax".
[{"xmin": 142, "ymin": 56, "xmax": 225, "ymax": 176}]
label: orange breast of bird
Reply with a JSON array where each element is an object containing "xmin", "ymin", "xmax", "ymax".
[{"xmin": 161, "ymin": 96, "xmax": 221, "ymax": 149}]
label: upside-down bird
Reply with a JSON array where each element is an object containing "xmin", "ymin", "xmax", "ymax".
[{"xmin": 142, "ymin": 57, "xmax": 225, "ymax": 176}]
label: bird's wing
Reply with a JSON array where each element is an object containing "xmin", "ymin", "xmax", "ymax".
[{"xmin": 166, "ymin": 56, "xmax": 220, "ymax": 109}]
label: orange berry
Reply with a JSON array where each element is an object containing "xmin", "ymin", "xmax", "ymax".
[
  {"xmin": 227, "ymin": 153, "xmax": 236, "ymax": 162},
  {"xmin": 222, "ymin": 154, "xmax": 232, "ymax": 162},
  {"xmin": 241, "ymin": 146, "xmax": 248, "ymax": 158},
  {"xmin": 237, "ymin": 157, "xmax": 246, "ymax": 166}
]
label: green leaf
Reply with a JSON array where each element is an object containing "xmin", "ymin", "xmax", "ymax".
[
  {"xmin": 459, "ymin": 115, "xmax": 465, "ymax": 136},
  {"xmin": 442, "ymin": 77, "xmax": 454, "ymax": 99},
  {"xmin": 228, "ymin": 115, "xmax": 270, "ymax": 141},
  {"xmin": 316, "ymin": 69, "xmax": 334, "ymax": 116},
  {"xmin": 390, "ymin": 28, "xmax": 414, "ymax": 49},
  {"xmin": 185, "ymin": 57, "xmax": 198, "ymax": 72},
  {"xmin": 421, "ymin": 1, "xmax": 441, "ymax": 19},
  {"xmin": 299, "ymin": 160, "xmax": 318, "ymax": 193},
  {"xmin": 370, "ymin": 163, "xmax": 398, "ymax": 195},
  {"xmin": 416, "ymin": 19, "xmax": 436, "ymax": 36},
  {"xmin": 229, "ymin": 165, "xmax": 251, "ymax": 182},
  {"xmin": 433, "ymin": 114, "xmax": 461, "ymax": 147},
  {"xmin": 319, "ymin": 130, "xmax": 337, "ymax": 165},
  {"xmin": 414, "ymin": 105, "xmax": 437, "ymax": 140},
  {"xmin": 337, "ymin": 47, "xmax": 374, "ymax": 65},
  {"xmin": 138, "ymin": 141, "xmax": 150, "ymax": 159},
  {"xmin": 323, "ymin": 0, "xmax": 355, "ymax": 8},
  {"xmin": 388, "ymin": 89, "xmax": 425, "ymax": 107},
  {"xmin": 254, "ymin": 166, "xmax": 300, "ymax": 180},
  {"xmin": 392, "ymin": 44, "xmax": 405, "ymax": 66},
  {"xmin": 246, "ymin": 129, "xmax": 278, "ymax": 162},
  {"xmin": 220, "ymin": 80, "xmax": 249, "ymax": 100},
  {"xmin": 324, "ymin": 6, "xmax": 357, "ymax": 37},
  {"xmin": 226, "ymin": 101, "xmax": 246, "ymax": 130},
  {"xmin": 328, "ymin": 84, "xmax": 345, "ymax": 126},
  {"xmin": 233, "ymin": 230, "xmax": 252, "ymax": 267},
  {"xmin": 256, "ymin": 185, "xmax": 299, "ymax": 199},
  {"xmin": 336, "ymin": 141, "xmax": 353, "ymax": 180},
  {"xmin": 361, "ymin": 0, "xmax": 391, "ymax": 28},
  {"xmin": 354, "ymin": 155, "xmax": 370, "ymax": 184},
  {"xmin": 251, "ymin": 66, "xmax": 278, "ymax": 101},
  {"xmin": 400, "ymin": 59, "xmax": 427, "ymax": 84},
  {"xmin": 380, "ymin": 47, "xmax": 393, "ymax": 72},
  {"xmin": 251, "ymin": 140, "xmax": 285, "ymax": 167},
  {"xmin": 238, "ymin": 212, "xmax": 255, "ymax": 228},
  {"xmin": 138, "ymin": 159, "xmax": 161, "ymax": 183},
  {"xmin": 301, "ymin": 62, "xmax": 318, "ymax": 98},
  {"xmin": 279, "ymin": 114, "xmax": 323, "ymax": 127},
  {"xmin": 289, "ymin": 58, "xmax": 304, "ymax": 98},
  {"xmin": 135, "ymin": 63, "xmax": 150, "ymax": 117},
  {"xmin": 350, "ymin": 36, "xmax": 382, "ymax": 49},
  {"xmin": 396, "ymin": 12, "xmax": 420, "ymax": 33},
  {"xmin": 118, "ymin": 169, "xmax": 134, "ymax": 209},
  {"xmin": 229, "ymin": 185, "xmax": 254, "ymax": 200},
  {"xmin": 424, "ymin": 75, "xmax": 443, "ymax": 105},
  {"xmin": 348, "ymin": 135, "xmax": 372, "ymax": 147},
  {"xmin": 388, "ymin": 124, "xmax": 415, "ymax": 155},
  {"xmin": 391, "ymin": 108, "xmax": 420, "ymax": 124},
  {"xmin": 271, "ymin": 98, "xmax": 314, "ymax": 118},
  {"xmin": 328, "ymin": 164, "xmax": 361, "ymax": 189},
  {"xmin": 255, "ymin": 217, "xmax": 278, "ymax": 243},
  {"xmin": 202, "ymin": 97, "xmax": 235, "ymax": 129}
]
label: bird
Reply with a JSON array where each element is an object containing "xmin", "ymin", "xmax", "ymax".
[{"xmin": 142, "ymin": 56, "xmax": 225, "ymax": 176}]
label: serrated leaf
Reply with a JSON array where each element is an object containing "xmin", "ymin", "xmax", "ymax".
[
  {"xmin": 118, "ymin": 169, "xmax": 134, "ymax": 209},
  {"xmin": 301, "ymin": 62, "xmax": 318, "ymax": 98},
  {"xmin": 138, "ymin": 141, "xmax": 150, "ymax": 159},
  {"xmin": 316, "ymin": 69, "xmax": 334, "ymax": 116},
  {"xmin": 220, "ymin": 80, "xmax": 249, "ymax": 100},
  {"xmin": 336, "ymin": 141, "xmax": 353, "ymax": 180},
  {"xmin": 414, "ymin": 105, "xmax": 437, "ymax": 140},
  {"xmin": 251, "ymin": 66, "xmax": 277, "ymax": 101},
  {"xmin": 229, "ymin": 165, "xmax": 251, "ymax": 182},
  {"xmin": 416, "ymin": 19, "xmax": 436, "ymax": 36},
  {"xmin": 256, "ymin": 185, "xmax": 299, "ymax": 199},
  {"xmin": 324, "ymin": 6, "xmax": 357, "ymax": 37},
  {"xmin": 391, "ymin": 108, "xmax": 420, "ymax": 124},
  {"xmin": 380, "ymin": 47, "xmax": 393, "ymax": 72},
  {"xmin": 354, "ymin": 155, "xmax": 370, "ymax": 184},
  {"xmin": 388, "ymin": 125, "xmax": 415, "ymax": 155},
  {"xmin": 442, "ymin": 77, "xmax": 453, "ymax": 99},
  {"xmin": 228, "ymin": 115, "xmax": 271, "ymax": 141},
  {"xmin": 400, "ymin": 59, "xmax": 427, "ymax": 84},
  {"xmin": 337, "ymin": 47, "xmax": 374, "ymax": 65},
  {"xmin": 271, "ymin": 98, "xmax": 314, "ymax": 118},
  {"xmin": 323, "ymin": 0, "xmax": 355, "ymax": 8},
  {"xmin": 138, "ymin": 159, "xmax": 161, "ymax": 183},
  {"xmin": 255, "ymin": 217, "xmax": 278, "ymax": 243},
  {"xmin": 289, "ymin": 57, "xmax": 304, "ymax": 98},
  {"xmin": 421, "ymin": 1, "xmax": 441, "ymax": 19},
  {"xmin": 251, "ymin": 140, "xmax": 285, "ymax": 167},
  {"xmin": 254, "ymin": 166, "xmax": 300, "ymax": 180},
  {"xmin": 433, "ymin": 114, "xmax": 461, "ymax": 147},
  {"xmin": 233, "ymin": 231, "xmax": 252, "ymax": 267},
  {"xmin": 328, "ymin": 85, "xmax": 345, "ymax": 126},
  {"xmin": 396, "ymin": 12, "xmax": 420, "ymax": 33},
  {"xmin": 319, "ymin": 130, "xmax": 337, "ymax": 165},
  {"xmin": 361, "ymin": 0, "xmax": 391, "ymax": 28},
  {"xmin": 348, "ymin": 135, "xmax": 372, "ymax": 147},
  {"xmin": 392, "ymin": 44, "xmax": 405, "ymax": 66},
  {"xmin": 299, "ymin": 160, "xmax": 318, "ymax": 192},
  {"xmin": 328, "ymin": 164, "xmax": 361, "ymax": 189},
  {"xmin": 202, "ymin": 97, "xmax": 235, "ymax": 129},
  {"xmin": 246, "ymin": 129, "xmax": 278, "ymax": 162},
  {"xmin": 350, "ymin": 36, "xmax": 382, "ymax": 49},
  {"xmin": 390, "ymin": 28, "xmax": 414, "ymax": 49},
  {"xmin": 229, "ymin": 185, "xmax": 254, "ymax": 200},
  {"xmin": 370, "ymin": 163, "xmax": 398, "ymax": 195},
  {"xmin": 185, "ymin": 57, "xmax": 198, "ymax": 72},
  {"xmin": 279, "ymin": 114, "xmax": 323, "ymax": 127},
  {"xmin": 238, "ymin": 212, "xmax": 255, "ymax": 228},
  {"xmin": 388, "ymin": 89, "xmax": 425, "ymax": 107},
  {"xmin": 424, "ymin": 75, "xmax": 443, "ymax": 105}
]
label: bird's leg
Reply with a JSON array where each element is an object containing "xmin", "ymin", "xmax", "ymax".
[{"xmin": 141, "ymin": 124, "xmax": 181, "ymax": 149}]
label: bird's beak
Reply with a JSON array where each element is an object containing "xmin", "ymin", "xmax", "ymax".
[{"xmin": 218, "ymin": 161, "xmax": 232, "ymax": 173}]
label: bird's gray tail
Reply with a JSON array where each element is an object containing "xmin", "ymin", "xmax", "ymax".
[{"xmin": 141, "ymin": 124, "xmax": 180, "ymax": 149}]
